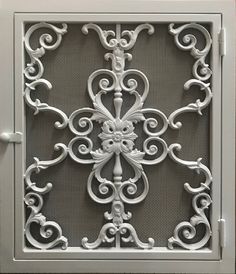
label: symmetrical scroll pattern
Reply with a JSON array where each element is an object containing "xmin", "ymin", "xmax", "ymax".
[
  {"xmin": 23, "ymin": 22, "xmax": 213, "ymax": 251},
  {"xmin": 73, "ymin": 23, "xmax": 168, "ymax": 249},
  {"xmin": 24, "ymin": 23, "xmax": 68, "ymax": 249},
  {"xmin": 167, "ymin": 23, "xmax": 213, "ymax": 250}
]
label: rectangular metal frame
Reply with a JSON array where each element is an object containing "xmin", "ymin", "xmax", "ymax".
[
  {"xmin": 14, "ymin": 12, "xmax": 221, "ymax": 261},
  {"xmin": 0, "ymin": 1, "xmax": 235, "ymax": 273}
]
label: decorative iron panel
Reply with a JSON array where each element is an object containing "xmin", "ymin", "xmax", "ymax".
[{"xmin": 23, "ymin": 22, "xmax": 212, "ymax": 251}]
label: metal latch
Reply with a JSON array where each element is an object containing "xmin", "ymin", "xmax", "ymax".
[
  {"xmin": 218, "ymin": 218, "xmax": 226, "ymax": 248},
  {"xmin": 219, "ymin": 28, "xmax": 226, "ymax": 56},
  {"xmin": 0, "ymin": 132, "xmax": 22, "ymax": 144}
]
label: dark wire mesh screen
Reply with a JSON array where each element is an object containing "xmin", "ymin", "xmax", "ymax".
[{"xmin": 25, "ymin": 23, "xmax": 211, "ymax": 248}]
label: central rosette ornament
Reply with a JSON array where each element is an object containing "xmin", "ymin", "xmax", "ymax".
[{"xmin": 99, "ymin": 120, "xmax": 137, "ymax": 154}]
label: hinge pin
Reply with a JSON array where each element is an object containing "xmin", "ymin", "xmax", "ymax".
[
  {"xmin": 219, "ymin": 28, "xmax": 226, "ymax": 56},
  {"xmin": 218, "ymin": 218, "xmax": 226, "ymax": 248}
]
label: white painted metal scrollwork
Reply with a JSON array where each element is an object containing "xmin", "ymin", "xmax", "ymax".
[
  {"xmin": 70, "ymin": 23, "xmax": 169, "ymax": 249},
  {"xmin": 167, "ymin": 23, "xmax": 213, "ymax": 250},
  {"xmin": 168, "ymin": 192, "xmax": 212, "ymax": 250},
  {"xmin": 24, "ymin": 22, "xmax": 67, "ymax": 81},
  {"xmin": 24, "ymin": 23, "xmax": 68, "ymax": 129},
  {"xmin": 24, "ymin": 79, "xmax": 68, "ymax": 129},
  {"xmin": 168, "ymin": 144, "xmax": 212, "ymax": 194},
  {"xmin": 168, "ymin": 23, "xmax": 212, "ymax": 129},
  {"xmin": 24, "ymin": 144, "xmax": 68, "ymax": 249},
  {"xmin": 167, "ymin": 144, "xmax": 212, "ymax": 250},
  {"xmin": 23, "ymin": 21, "xmax": 213, "ymax": 251},
  {"xmin": 168, "ymin": 79, "xmax": 212, "ymax": 129},
  {"xmin": 168, "ymin": 23, "xmax": 212, "ymax": 82},
  {"xmin": 24, "ymin": 22, "xmax": 68, "ymax": 250}
]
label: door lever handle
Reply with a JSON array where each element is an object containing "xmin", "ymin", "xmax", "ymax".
[{"xmin": 0, "ymin": 132, "xmax": 22, "ymax": 144}]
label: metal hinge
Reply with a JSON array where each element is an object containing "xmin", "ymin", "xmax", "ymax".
[
  {"xmin": 0, "ymin": 132, "xmax": 22, "ymax": 144},
  {"xmin": 218, "ymin": 218, "xmax": 226, "ymax": 248},
  {"xmin": 219, "ymin": 28, "xmax": 226, "ymax": 56}
]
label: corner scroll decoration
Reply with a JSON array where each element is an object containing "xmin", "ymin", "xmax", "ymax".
[
  {"xmin": 167, "ymin": 23, "xmax": 213, "ymax": 250},
  {"xmin": 24, "ymin": 22, "xmax": 69, "ymax": 129},
  {"xmin": 168, "ymin": 23, "xmax": 212, "ymax": 129},
  {"xmin": 24, "ymin": 23, "xmax": 69, "ymax": 249},
  {"xmin": 70, "ymin": 23, "xmax": 169, "ymax": 249},
  {"xmin": 24, "ymin": 144, "xmax": 69, "ymax": 249},
  {"xmin": 168, "ymin": 23, "xmax": 212, "ymax": 82},
  {"xmin": 167, "ymin": 144, "xmax": 212, "ymax": 250},
  {"xmin": 168, "ymin": 191, "xmax": 212, "ymax": 250}
]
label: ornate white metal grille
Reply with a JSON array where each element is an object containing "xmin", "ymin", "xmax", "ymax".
[{"xmin": 23, "ymin": 22, "xmax": 213, "ymax": 251}]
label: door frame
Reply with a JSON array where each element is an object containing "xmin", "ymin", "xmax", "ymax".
[{"xmin": 0, "ymin": 0, "xmax": 235, "ymax": 273}]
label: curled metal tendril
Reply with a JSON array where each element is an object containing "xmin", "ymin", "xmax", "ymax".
[
  {"xmin": 24, "ymin": 144, "xmax": 68, "ymax": 249},
  {"xmin": 168, "ymin": 23, "xmax": 212, "ymax": 81},
  {"xmin": 24, "ymin": 192, "xmax": 68, "ymax": 250},
  {"xmin": 168, "ymin": 79, "xmax": 212, "ymax": 130},
  {"xmin": 24, "ymin": 79, "xmax": 68, "ymax": 129},
  {"xmin": 168, "ymin": 143, "xmax": 212, "ymax": 194},
  {"xmin": 24, "ymin": 22, "xmax": 67, "ymax": 81},
  {"xmin": 168, "ymin": 193, "xmax": 212, "ymax": 250},
  {"xmin": 24, "ymin": 143, "xmax": 68, "ymax": 194}
]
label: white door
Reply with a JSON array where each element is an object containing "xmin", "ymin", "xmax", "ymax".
[{"xmin": 0, "ymin": 1, "xmax": 235, "ymax": 273}]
